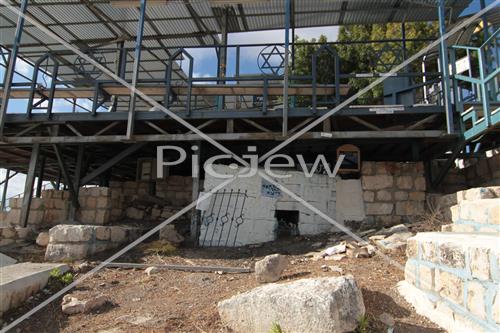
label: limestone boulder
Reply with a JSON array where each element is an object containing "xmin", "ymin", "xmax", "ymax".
[
  {"xmin": 217, "ymin": 275, "xmax": 365, "ymax": 333},
  {"xmin": 36, "ymin": 232, "xmax": 49, "ymax": 247},
  {"xmin": 159, "ymin": 225, "xmax": 184, "ymax": 245},
  {"xmin": 254, "ymin": 254, "xmax": 288, "ymax": 283}
]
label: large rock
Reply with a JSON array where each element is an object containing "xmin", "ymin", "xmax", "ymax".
[
  {"xmin": 254, "ymin": 254, "xmax": 288, "ymax": 283},
  {"xmin": 36, "ymin": 232, "xmax": 49, "ymax": 247},
  {"xmin": 218, "ymin": 276, "xmax": 365, "ymax": 333},
  {"xmin": 159, "ymin": 225, "xmax": 184, "ymax": 245}
]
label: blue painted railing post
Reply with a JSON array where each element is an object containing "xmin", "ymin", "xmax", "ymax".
[{"xmin": 438, "ymin": 0, "xmax": 454, "ymax": 134}]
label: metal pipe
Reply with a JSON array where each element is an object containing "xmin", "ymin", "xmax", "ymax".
[
  {"xmin": 0, "ymin": 0, "xmax": 28, "ymax": 137},
  {"xmin": 438, "ymin": 0, "xmax": 454, "ymax": 134},
  {"xmin": 126, "ymin": 0, "xmax": 146, "ymax": 138},
  {"xmin": 283, "ymin": 0, "xmax": 291, "ymax": 136}
]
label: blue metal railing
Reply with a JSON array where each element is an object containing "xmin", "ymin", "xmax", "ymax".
[{"xmin": 451, "ymin": 28, "xmax": 500, "ymax": 140}]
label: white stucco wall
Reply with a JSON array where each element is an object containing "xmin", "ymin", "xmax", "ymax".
[{"xmin": 200, "ymin": 164, "xmax": 342, "ymax": 246}]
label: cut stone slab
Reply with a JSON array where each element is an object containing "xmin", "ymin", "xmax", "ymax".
[
  {"xmin": 375, "ymin": 232, "xmax": 413, "ymax": 253},
  {"xmin": 0, "ymin": 252, "xmax": 17, "ymax": 267},
  {"xmin": 0, "ymin": 262, "xmax": 69, "ymax": 314},
  {"xmin": 218, "ymin": 275, "xmax": 365, "ymax": 333}
]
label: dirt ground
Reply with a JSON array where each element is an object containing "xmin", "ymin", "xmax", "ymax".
[{"xmin": 2, "ymin": 233, "xmax": 443, "ymax": 333}]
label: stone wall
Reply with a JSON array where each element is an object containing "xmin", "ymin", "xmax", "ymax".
[
  {"xmin": 0, "ymin": 226, "xmax": 35, "ymax": 247},
  {"xmin": 201, "ymin": 164, "xmax": 338, "ymax": 246},
  {"xmin": 361, "ymin": 161, "xmax": 426, "ymax": 228},
  {"xmin": 401, "ymin": 233, "xmax": 499, "ymax": 332},
  {"xmin": 45, "ymin": 224, "xmax": 142, "ymax": 261}
]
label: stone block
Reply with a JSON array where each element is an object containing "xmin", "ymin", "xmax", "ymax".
[
  {"xmin": 49, "ymin": 225, "xmax": 94, "ymax": 243},
  {"xmin": 78, "ymin": 210, "xmax": 96, "ymax": 224},
  {"xmin": 451, "ymin": 224, "xmax": 475, "ymax": 233},
  {"xmin": 419, "ymin": 265, "xmax": 435, "ymax": 291},
  {"xmin": 376, "ymin": 190, "xmax": 392, "ymax": 201},
  {"xmin": 421, "ymin": 241, "xmax": 437, "ymax": 263},
  {"xmin": 86, "ymin": 197, "xmax": 97, "ymax": 209},
  {"xmin": 493, "ymin": 289, "xmax": 500, "ymax": 324},
  {"xmin": 439, "ymin": 242, "xmax": 465, "ymax": 268},
  {"xmin": 361, "ymin": 161, "xmax": 374, "ymax": 175},
  {"xmin": 30, "ymin": 198, "xmax": 43, "ymax": 210},
  {"xmin": 366, "ymin": 203, "xmax": 393, "ymax": 215},
  {"xmin": 469, "ymin": 247, "xmax": 490, "ymax": 280},
  {"xmin": 409, "ymin": 191, "xmax": 425, "ymax": 201},
  {"xmin": 396, "ymin": 176, "xmax": 413, "ymax": 190},
  {"xmin": 53, "ymin": 199, "xmax": 67, "ymax": 210},
  {"xmin": 395, "ymin": 201, "xmax": 424, "ymax": 216},
  {"xmin": 406, "ymin": 238, "xmax": 418, "ymax": 259},
  {"xmin": 95, "ymin": 227, "xmax": 110, "ymax": 241},
  {"xmin": 1, "ymin": 227, "xmax": 16, "ymax": 239},
  {"xmin": 15, "ymin": 227, "xmax": 34, "ymax": 240},
  {"xmin": 94, "ymin": 210, "xmax": 110, "ymax": 225},
  {"xmin": 414, "ymin": 177, "xmax": 426, "ymax": 191},
  {"xmin": 45, "ymin": 243, "xmax": 90, "ymax": 261},
  {"xmin": 27, "ymin": 210, "xmax": 44, "ymax": 225},
  {"xmin": 441, "ymin": 224, "xmax": 453, "ymax": 232},
  {"xmin": 374, "ymin": 162, "xmax": 389, "ymax": 175},
  {"xmin": 467, "ymin": 281, "xmax": 486, "ymax": 320},
  {"xmin": 362, "ymin": 191, "xmax": 374, "ymax": 202},
  {"xmin": 362, "ymin": 175, "xmax": 393, "ymax": 190},
  {"xmin": 404, "ymin": 261, "xmax": 417, "ymax": 285},
  {"xmin": 110, "ymin": 227, "xmax": 127, "ymax": 243},
  {"xmin": 0, "ymin": 239, "xmax": 15, "ymax": 247},
  {"xmin": 394, "ymin": 191, "xmax": 408, "ymax": 201},
  {"xmin": 96, "ymin": 197, "xmax": 111, "ymax": 209},
  {"xmin": 436, "ymin": 270, "xmax": 463, "ymax": 304}
]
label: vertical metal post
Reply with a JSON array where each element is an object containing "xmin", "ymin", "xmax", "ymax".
[
  {"xmin": 1, "ymin": 169, "xmax": 10, "ymax": 211},
  {"xmin": 283, "ymin": 0, "xmax": 291, "ymax": 136},
  {"xmin": 438, "ymin": 0, "xmax": 454, "ymax": 134},
  {"xmin": 190, "ymin": 141, "xmax": 201, "ymax": 245},
  {"xmin": 0, "ymin": 0, "xmax": 28, "ymax": 137},
  {"xmin": 35, "ymin": 155, "xmax": 45, "ymax": 198},
  {"xmin": 126, "ymin": 0, "xmax": 146, "ymax": 139},
  {"xmin": 480, "ymin": 0, "xmax": 490, "ymax": 41},
  {"xmin": 20, "ymin": 144, "xmax": 40, "ymax": 227},
  {"xmin": 218, "ymin": 7, "xmax": 228, "ymax": 113},
  {"xmin": 111, "ymin": 41, "xmax": 127, "ymax": 112}
]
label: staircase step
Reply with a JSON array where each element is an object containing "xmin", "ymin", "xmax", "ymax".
[{"xmin": 451, "ymin": 198, "xmax": 500, "ymax": 225}]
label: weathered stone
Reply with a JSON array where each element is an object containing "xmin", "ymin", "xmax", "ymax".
[
  {"xmin": 159, "ymin": 225, "xmax": 184, "ymax": 245},
  {"xmin": 409, "ymin": 191, "xmax": 425, "ymax": 201},
  {"xmin": 469, "ymin": 247, "xmax": 490, "ymax": 280},
  {"xmin": 62, "ymin": 294, "xmax": 109, "ymax": 315},
  {"xmin": 436, "ymin": 270, "xmax": 463, "ymax": 304},
  {"xmin": 254, "ymin": 254, "xmax": 288, "ymax": 283},
  {"xmin": 376, "ymin": 190, "xmax": 392, "ymax": 201},
  {"xmin": 361, "ymin": 161, "xmax": 374, "ymax": 175},
  {"xmin": 451, "ymin": 224, "xmax": 475, "ymax": 232},
  {"xmin": 421, "ymin": 241, "xmax": 437, "ymax": 263},
  {"xmin": 362, "ymin": 175, "xmax": 393, "ymax": 190},
  {"xmin": 366, "ymin": 203, "xmax": 393, "ymax": 215},
  {"xmin": 36, "ymin": 232, "xmax": 49, "ymax": 247},
  {"xmin": 394, "ymin": 191, "xmax": 408, "ymax": 201},
  {"xmin": 439, "ymin": 243, "xmax": 465, "ymax": 268},
  {"xmin": 396, "ymin": 176, "xmax": 413, "ymax": 190},
  {"xmin": 95, "ymin": 227, "xmax": 110, "ymax": 241},
  {"xmin": 45, "ymin": 243, "xmax": 90, "ymax": 261},
  {"xmin": 404, "ymin": 261, "xmax": 417, "ymax": 285},
  {"xmin": 414, "ymin": 177, "xmax": 426, "ymax": 191},
  {"xmin": 375, "ymin": 232, "xmax": 413, "ymax": 253},
  {"xmin": 1, "ymin": 227, "xmax": 16, "ymax": 239},
  {"xmin": 49, "ymin": 225, "xmax": 94, "ymax": 243},
  {"xmin": 126, "ymin": 207, "xmax": 144, "ymax": 220},
  {"xmin": 419, "ymin": 265, "xmax": 435, "ymax": 291},
  {"xmin": 110, "ymin": 227, "xmax": 127, "ymax": 243},
  {"xmin": 217, "ymin": 276, "xmax": 365, "ymax": 333},
  {"xmin": 493, "ymin": 289, "xmax": 500, "ymax": 324},
  {"xmin": 363, "ymin": 191, "xmax": 375, "ymax": 202},
  {"xmin": 406, "ymin": 238, "xmax": 418, "ymax": 258},
  {"xmin": 395, "ymin": 201, "xmax": 424, "ymax": 216},
  {"xmin": 467, "ymin": 281, "xmax": 486, "ymax": 320}
]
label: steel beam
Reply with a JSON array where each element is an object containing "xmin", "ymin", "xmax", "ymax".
[
  {"xmin": 20, "ymin": 144, "xmax": 40, "ymax": 227},
  {"xmin": 0, "ymin": 0, "xmax": 28, "ymax": 137},
  {"xmin": 190, "ymin": 141, "xmax": 201, "ymax": 245},
  {"xmin": 35, "ymin": 155, "xmax": 46, "ymax": 198},
  {"xmin": 80, "ymin": 143, "xmax": 147, "ymax": 185},
  {"xmin": 53, "ymin": 144, "xmax": 80, "ymax": 212},
  {"xmin": 1, "ymin": 169, "xmax": 10, "ymax": 211},
  {"xmin": 126, "ymin": 0, "xmax": 147, "ymax": 139},
  {"xmin": 283, "ymin": 0, "xmax": 291, "ymax": 136}
]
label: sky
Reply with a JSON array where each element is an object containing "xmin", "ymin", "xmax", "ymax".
[{"xmin": 0, "ymin": 0, "xmax": 494, "ymax": 205}]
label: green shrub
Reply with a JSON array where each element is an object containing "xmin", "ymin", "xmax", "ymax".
[
  {"xmin": 49, "ymin": 268, "xmax": 74, "ymax": 285},
  {"xmin": 269, "ymin": 322, "xmax": 283, "ymax": 333}
]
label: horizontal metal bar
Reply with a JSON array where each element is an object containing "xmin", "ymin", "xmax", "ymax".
[{"xmin": 102, "ymin": 262, "xmax": 252, "ymax": 273}]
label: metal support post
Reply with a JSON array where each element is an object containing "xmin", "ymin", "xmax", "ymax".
[
  {"xmin": 20, "ymin": 144, "xmax": 40, "ymax": 227},
  {"xmin": 35, "ymin": 155, "xmax": 45, "ymax": 198},
  {"xmin": 282, "ymin": 0, "xmax": 291, "ymax": 136},
  {"xmin": 0, "ymin": 0, "xmax": 28, "ymax": 137},
  {"xmin": 1, "ymin": 169, "xmax": 10, "ymax": 211},
  {"xmin": 438, "ymin": 0, "xmax": 454, "ymax": 134},
  {"xmin": 190, "ymin": 141, "xmax": 201, "ymax": 245},
  {"xmin": 126, "ymin": 0, "xmax": 146, "ymax": 138}
]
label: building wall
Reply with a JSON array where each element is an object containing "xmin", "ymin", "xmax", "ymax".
[{"xmin": 361, "ymin": 161, "xmax": 426, "ymax": 228}]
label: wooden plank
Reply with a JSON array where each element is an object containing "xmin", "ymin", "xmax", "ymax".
[{"xmin": 0, "ymin": 84, "xmax": 349, "ymax": 99}]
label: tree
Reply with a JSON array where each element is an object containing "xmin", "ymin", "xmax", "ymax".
[{"xmin": 292, "ymin": 22, "xmax": 439, "ymax": 105}]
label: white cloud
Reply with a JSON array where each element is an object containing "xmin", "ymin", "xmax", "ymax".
[{"xmin": 15, "ymin": 58, "xmax": 33, "ymax": 77}]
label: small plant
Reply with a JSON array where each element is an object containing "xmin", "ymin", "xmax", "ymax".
[
  {"xmin": 356, "ymin": 315, "xmax": 370, "ymax": 333},
  {"xmin": 49, "ymin": 268, "xmax": 74, "ymax": 285},
  {"xmin": 269, "ymin": 322, "xmax": 283, "ymax": 333},
  {"xmin": 142, "ymin": 240, "xmax": 177, "ymax": 256}
]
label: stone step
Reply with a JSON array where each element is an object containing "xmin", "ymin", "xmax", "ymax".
[
  {"xmin": 457, "ymin": 187, "xmax": 500, "ymax": 202},
  {"xmin": 451, "ymin": 198, "xmax": 500, "ymax": 225},
  {"xmin": 0, "ymin": 262, "xmax": 69, "ymax": 315},
  {"xmin": 401, "ymin": 232, "xmax": 500, "ymax": 332}
]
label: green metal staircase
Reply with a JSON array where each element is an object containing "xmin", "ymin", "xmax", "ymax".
[{"xmin": 451, "ymin": 28, "xmax": 500, "ymax": 141}]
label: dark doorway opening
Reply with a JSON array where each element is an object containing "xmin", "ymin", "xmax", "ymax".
[{"xmin": 275, "ymin": 210, "xmax": 299, "ymax": 238}]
